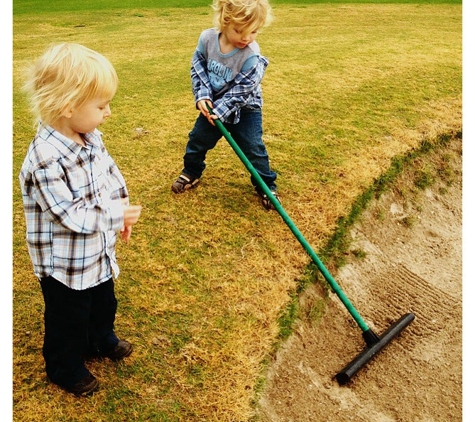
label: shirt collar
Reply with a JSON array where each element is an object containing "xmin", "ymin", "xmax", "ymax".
[{"xmin": 39, "ymin": 125, "xmax": 103, "ymax": 159}]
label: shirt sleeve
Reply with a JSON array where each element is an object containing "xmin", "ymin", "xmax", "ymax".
[
  {"xmin": 212, "ymin": 55, "xmax": 269, "ymax": 124},
  {"xmin": 191, "ymin": 49, "xmax": 213, "ymax": 104},
  {"xmin": 98, "ymin": 141, "xmax": 130, "ymax": 206}
]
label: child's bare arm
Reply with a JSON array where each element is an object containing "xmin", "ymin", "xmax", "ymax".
[{"xmin": 123, "ymin": 204, "xmax": 141, "ymax": 226}]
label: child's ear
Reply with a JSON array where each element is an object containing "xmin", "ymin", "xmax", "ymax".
[{"xmin": 61, "ymin": 104, "xmax": 74, "ymax": 119}]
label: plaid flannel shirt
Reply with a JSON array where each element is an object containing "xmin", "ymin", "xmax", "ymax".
[
  {"xmin": 191, "ymin": 49, "xmax": 269, "ymax": 124},
  {"xmin": 19, "ymin": 125, "xmax": 129, "ymax": 290}
]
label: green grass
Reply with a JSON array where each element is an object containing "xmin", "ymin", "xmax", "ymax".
[
  {"xmin": 12, "ymin": 0, "xmax": 462, "ymax": 14},
  {"xmin": 12, "ymin": 0, "xmax": 211, "ymax": 14},
  {"xmin": 12, "ymin": 1, "xmax": 461, "ymax": 421}
]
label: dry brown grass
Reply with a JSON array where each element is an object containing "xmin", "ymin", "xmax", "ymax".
[{"xmin": 13, "ymin": 4, "xmax": 461, "ymax": 421}]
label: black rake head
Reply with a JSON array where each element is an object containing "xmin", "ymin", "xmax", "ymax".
[{"xmin": 336, "ymin": 312, "xmax": 415, "ymax": 385}]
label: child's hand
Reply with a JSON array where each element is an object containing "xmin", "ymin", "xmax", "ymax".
[
  {"xmin": 121, "ymin": 205, "xmax": 142, "ymax": 242},
  {"xmin": 120, "ymin": 225, "xmax": 133, "ymax": 242},
  {"xmin": 197, "ymin": 100, "xmax": 217, "ymax": 125}
]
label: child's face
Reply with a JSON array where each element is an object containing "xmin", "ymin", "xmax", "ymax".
[
  {"xmin": 69, "ymin": 95, "xmax": 113, "ymax": 134},
  {"xmin": 222, "ymin": 23, "xmax": 259, "ymax": 49}
]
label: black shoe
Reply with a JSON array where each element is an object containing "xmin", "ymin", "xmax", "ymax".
[
  {"xmin": 59, "ymin": 373, "xmax": 99, "ymax": 397},
  {"xmin": 171, "ymin": 173, "xmax": 200, "ymax": 193},
  {"xmin": 104, "ymin": 339, "xmax": 133, "ymax": 361}
]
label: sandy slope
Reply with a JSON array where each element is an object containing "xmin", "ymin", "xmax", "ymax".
[{"xmin": 257, "ymin": 138, "xmax": 463, "ymax": 422}]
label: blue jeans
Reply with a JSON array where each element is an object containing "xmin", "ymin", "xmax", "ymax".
[
  {"xmin": 182, "ymin": 106, "xmax": 277, "ymax": 190},
  {"xmin": 40, "ymin": 277, "xmax": 119, "ymax": 388}
]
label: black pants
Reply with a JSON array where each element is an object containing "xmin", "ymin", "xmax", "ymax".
[{"xmin": 40, "ymin": 276, "xmax": 119, "ymax": 388}]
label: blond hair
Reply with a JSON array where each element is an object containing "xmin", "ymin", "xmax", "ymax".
[
  {"xmin": 212, "ymin": 0, "xmax": 273, "ymax": 34},
  {"xmin": 23, "ymin": 43, "xmax": 118, "ymax": 127}
]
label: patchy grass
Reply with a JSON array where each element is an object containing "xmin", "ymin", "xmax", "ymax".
[
  {"xmin": 13, "ymin": 2, "xmax": 461, "ymax": 421},
  {"xmin": 319, "ymin": 131, "xmax": 461, "ymax": 272}
]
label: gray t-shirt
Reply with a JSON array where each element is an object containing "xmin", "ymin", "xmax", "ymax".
[{"xmin": 197, "ymin": 28, "xmax": 260, "ymax": 98}]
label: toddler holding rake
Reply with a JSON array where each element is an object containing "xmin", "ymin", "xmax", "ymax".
[
  {"xmin": 19, "ymin": 43, "xmax": 142, "ymax": 396},
  {"xmin": 171, "ymin": 0, "xmax": 281, "ymax": 210}
]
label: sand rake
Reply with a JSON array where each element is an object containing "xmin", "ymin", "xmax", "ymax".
[{"xmin": 209, "ymin": 108, "xmax": 415, "ymax": 385}]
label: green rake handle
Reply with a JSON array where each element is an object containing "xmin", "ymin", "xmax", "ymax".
[{"xmin": 209, "ymin": 109, "xmax": 371, "ymax": 333}]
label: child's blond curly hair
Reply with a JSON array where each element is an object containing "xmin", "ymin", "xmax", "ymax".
[
  {"xmin": 23, "ymin": 43, "xmax": 118, "ymax": 127},
  {"xmin": 212, "ymin": 0, "xmax": 273, "ymax": 35}
]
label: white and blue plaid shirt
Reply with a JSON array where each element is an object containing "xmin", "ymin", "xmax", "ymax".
[
  {"xmin": 19, "ymin": 125, "xmax": 129, "ymax": 290},
  {"xmin": 191, "ymin": 49, "xmax": 269, "ymax": 124}
]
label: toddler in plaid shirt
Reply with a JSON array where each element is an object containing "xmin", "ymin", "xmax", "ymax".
[{"xmin": 19, "ymin": 43, "xmax": 142, "ymax": 396}]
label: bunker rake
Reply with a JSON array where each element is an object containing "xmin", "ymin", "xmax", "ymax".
[{"xmin": 209, "ymin": 108, "xmax": 415, "ymax": 385}]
